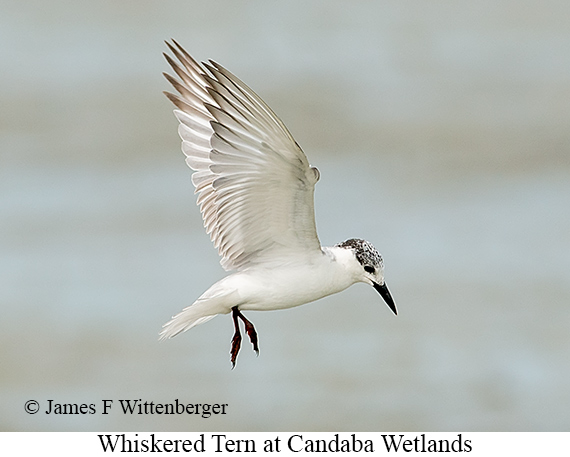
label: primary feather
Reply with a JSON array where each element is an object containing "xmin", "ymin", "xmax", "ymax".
[{"xmin": 163, "ymin": 40, "xmax": 322, "ymax": 272}]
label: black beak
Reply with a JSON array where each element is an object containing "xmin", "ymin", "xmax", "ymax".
[{"xmin": 373, "ymin": 282, "xmax": 398, "ymax": 316}]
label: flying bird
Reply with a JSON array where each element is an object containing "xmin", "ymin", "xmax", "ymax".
[{"xmin": 160, "ymin": 40, "xmax": 397, "ymax": 367}]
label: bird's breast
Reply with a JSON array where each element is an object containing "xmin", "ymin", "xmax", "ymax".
[{"xmin": 232, "ymin": 256, "xmax": 356, "ymax": 311}]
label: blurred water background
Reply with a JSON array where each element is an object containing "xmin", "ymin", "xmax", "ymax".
[{"xmin": 1, "ymin": 0, "xmax": 569, "ymax": 431}]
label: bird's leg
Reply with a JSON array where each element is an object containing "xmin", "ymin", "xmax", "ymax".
[
  {"xmin": 230, "ymin": 306, "xmax": 242, "ymax": 369},
  {"xmin": 230, "ymin": 307, "xmax": 260, "ymax": 367},
  {"xmin": 237, "ymin": 310, "xmax": 259, "ymax": 356}
]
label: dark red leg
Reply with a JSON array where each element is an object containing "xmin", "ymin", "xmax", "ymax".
[
  {"xmin": 238, "ymin": 312, "xmax": 259, "ymax": 356},
  {"xmin": 229, "ymin": 307, "xmax": 260, "ymax": 368},
  {"xmin": 230, "ymin": 306, "xmax": 242, "ymax": 369}
]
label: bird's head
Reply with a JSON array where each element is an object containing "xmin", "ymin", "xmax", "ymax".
[{"xmin": 335, "ymin": 238, "xmax": 397, "ymax": 316}]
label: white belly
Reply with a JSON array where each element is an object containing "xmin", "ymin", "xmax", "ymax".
[{"xmin": 226, "ymin": 256, "xmax": 358, "ymax": 311}]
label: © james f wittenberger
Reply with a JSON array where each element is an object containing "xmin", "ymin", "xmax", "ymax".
[{"xmin": 34, "ymin": 399, "xmax": 228, "ymax": 418}]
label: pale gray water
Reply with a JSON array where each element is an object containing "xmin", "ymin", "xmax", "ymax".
[{"xmin": 1, "ymin": 1, "xmax": 570, "ymax": 431}]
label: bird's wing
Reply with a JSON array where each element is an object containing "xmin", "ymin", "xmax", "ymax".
[{"xmin": 163, "ymin": 40, "xmax": 322, "ymax": 271}]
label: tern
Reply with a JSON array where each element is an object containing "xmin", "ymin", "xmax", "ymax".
[{"xmin": 160, "ymin": 40, "xmax": 397, "ymax": 367}]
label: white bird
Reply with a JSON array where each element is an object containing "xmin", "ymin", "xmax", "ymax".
[{"xmin": 160, "ymin": 40, "xmax": 397, "ymax": 367}]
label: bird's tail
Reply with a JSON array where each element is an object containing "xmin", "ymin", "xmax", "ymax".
[{"xmin": 159, "ymin": 289, "xmax": 239, "ymax": 340}]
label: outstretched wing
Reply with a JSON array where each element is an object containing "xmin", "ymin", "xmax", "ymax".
[{"xmin": 163, "ymin": 40, "xmax": 322, "ymax": 271}]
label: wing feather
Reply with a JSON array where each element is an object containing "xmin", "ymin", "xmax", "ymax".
[{"xmin": 164, "ymin": 40, "xmax": 321, "ymax": 271}]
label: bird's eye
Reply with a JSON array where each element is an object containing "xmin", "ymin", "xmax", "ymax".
[{"xmin": 364, "ymin": 265, "xmax": 375, "ymax": 274}]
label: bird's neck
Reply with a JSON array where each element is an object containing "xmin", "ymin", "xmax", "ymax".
[{"xmin": 322, "ymin": 245, "xmax": 363, "ymax": 282}]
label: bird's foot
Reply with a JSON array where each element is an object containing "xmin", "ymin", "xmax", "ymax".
[
  {"xmin": 230, "ymin": 306, "xmax": 242, "ymax": 369},
  {"xmin": 229, "ymin": 307, "xmax": 260, "ymax": 367},
  {"xmin": 240, "ymin": 315, "xmax": 259, "ymax": 356},
  {"xmin": 230, "ymin": 329, "xmax": 242, "ymax": 369}
]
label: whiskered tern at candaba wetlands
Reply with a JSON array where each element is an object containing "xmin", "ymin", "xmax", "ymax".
[{"xmin": 160, "ymin": 40, "xmax": 397, "ymax": 367}]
